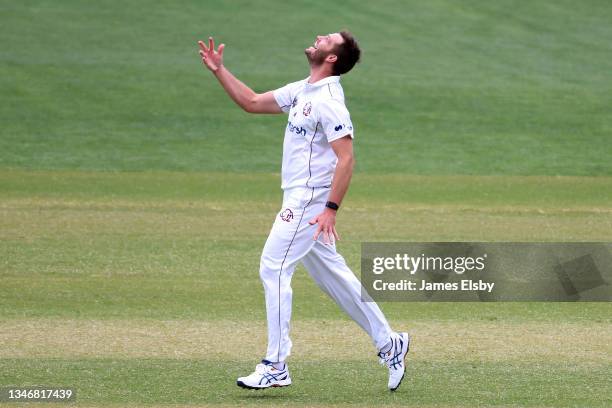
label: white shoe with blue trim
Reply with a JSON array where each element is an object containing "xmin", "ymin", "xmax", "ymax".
[
  {"xmin": 237, "ymin": 360, "xmax": 292, "ymax": 389},
  {"xmin": 378, "ymin": 332, "xmax": 411, "ymax": 391}
]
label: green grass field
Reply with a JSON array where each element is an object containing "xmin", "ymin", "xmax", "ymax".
[{"xmin": 1, "ymin": 1, "xmax": 612, "ymax": 407}]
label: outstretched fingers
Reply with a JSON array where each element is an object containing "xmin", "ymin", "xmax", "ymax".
[
  {"xmin": 197, "ymin": 36, "xmax": 224, "ymax": 72},
  {"xmin": 198, "ymin": 40, "xmax": 209, "ymax": 53}
]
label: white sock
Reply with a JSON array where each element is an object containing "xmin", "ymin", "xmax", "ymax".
[
  {"xmin": 272, "ymin": 361, "xmax": 285, "ymax": 370},
  {"xmin": 379, "ymin": 339, "xmax": 392, "ymax": 354}
]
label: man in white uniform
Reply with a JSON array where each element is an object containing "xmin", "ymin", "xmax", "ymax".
[{"xmin": 198, "ymin": 31, "xmax": 410, "ymax": 391}]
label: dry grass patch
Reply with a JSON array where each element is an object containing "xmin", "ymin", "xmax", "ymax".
[
  {"xmin": 2, "ymin": 197, "xmax": 612, "ymax": 242},
  {"xmin": 1, "ymin": 319, "xmax": 609, "ymax": 364}
]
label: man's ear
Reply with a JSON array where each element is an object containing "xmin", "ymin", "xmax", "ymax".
[{"xmin": 325, "ymin": 54, "xmax": 338, "ymax": 63}]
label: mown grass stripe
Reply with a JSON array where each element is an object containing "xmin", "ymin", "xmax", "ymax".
[
  {"xmin": 0, "ymin": 358, "xmax": 609, "ymax": 407},
  {"xmin": 0, "ymin": 319, "xmax": 610, "ymax": 364}
]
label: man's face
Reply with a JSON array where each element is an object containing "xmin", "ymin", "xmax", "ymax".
[{"xmin": 305, "ymin": 33, "xmax": 344, "ymax": 65}]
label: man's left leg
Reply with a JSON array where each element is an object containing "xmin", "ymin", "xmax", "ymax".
[
  {"xmin": 302, "ymin": 240, "xmax": 410, "ymax": 391},
  {"xmin": 302, "ymin": 240, "xmax": 392, "ymax": 348}
]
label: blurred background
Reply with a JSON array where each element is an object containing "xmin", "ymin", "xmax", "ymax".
[{"xmin": 2, "ymin": 0, "xmax": 611, "ymax": 175}]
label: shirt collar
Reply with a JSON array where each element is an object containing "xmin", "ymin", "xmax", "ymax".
[{"xmin": 304, "ymin": 75, "xmax": 340, "ymax": 88}]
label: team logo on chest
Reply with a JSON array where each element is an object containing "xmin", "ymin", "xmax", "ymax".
[
  {"xmin": 280, "ymin": 208, "xmax": 294, "ymax": 222},
  {"xmin": 302, "ymin": 101, "xmax": 312, "ymax": 117}
]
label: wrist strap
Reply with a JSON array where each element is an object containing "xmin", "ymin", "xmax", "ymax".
[{"xmin": 325, "ymin": 201, "xmax": 339, "ymax": 211}]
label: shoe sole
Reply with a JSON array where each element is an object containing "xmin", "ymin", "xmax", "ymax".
[
  {"xmin": 236, "ymin": 379, "xmax": 292, "ymax": 390},
  {"xmin": 390, "ymin": 332, "xmax": 411, "ymax": 392}
]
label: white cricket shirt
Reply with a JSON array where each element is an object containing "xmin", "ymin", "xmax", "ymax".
[{"xmin": 273, "ymin": 75, "xmax": 354, "ymax": 190}]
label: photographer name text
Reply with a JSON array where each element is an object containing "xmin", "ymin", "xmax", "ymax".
[{"xmin": 372, "ymin": 279, "xmax": 494, "ymax": 293}]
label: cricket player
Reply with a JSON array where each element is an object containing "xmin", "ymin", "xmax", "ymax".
[{"xmin": 198, "ymin": 31, "xmax": 410, "ymax": 391}]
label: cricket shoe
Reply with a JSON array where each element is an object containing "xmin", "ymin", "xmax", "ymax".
[
  {"xmin": 378, "ymin": 332, "xmax": 410, "ymax": 391},
  {"xmin": 236, "ymin": 360, "xmax": 291, "ymax": 389}
]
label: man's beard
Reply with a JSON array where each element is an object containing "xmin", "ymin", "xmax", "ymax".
[{"xmin": 305, "ymin": 48, "xmax": 328, "ymax": 66}]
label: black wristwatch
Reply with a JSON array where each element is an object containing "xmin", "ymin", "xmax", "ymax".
[{"xmin": 325, "ymin": 201, "xmax": 340, "ymax": 211}]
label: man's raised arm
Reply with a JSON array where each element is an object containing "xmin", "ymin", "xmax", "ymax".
[{"xmin": 198, "ymin": 37, "xmax": 282, "ymax": 114}]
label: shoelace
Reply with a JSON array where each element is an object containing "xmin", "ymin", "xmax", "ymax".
[
  {"xmin": 378, "ymin": 337, "xmax": 401, "ymax": 368},
  {"xmin": 377, "ymin": 348, "xmax": 392, "ymax": 366}
]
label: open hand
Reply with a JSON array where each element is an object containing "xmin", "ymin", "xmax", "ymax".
[
  {"xmin": 198, "ymin": 37, "xmax": 224, "ymax": 72},
  {"xmin": 309, "ymin": 208, "xmax": 340, "ymax": 245}
]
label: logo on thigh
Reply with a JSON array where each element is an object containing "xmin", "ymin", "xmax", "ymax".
[{"xmin": 280, "ymin": 208, "xmax": 294, "ymax": 222}]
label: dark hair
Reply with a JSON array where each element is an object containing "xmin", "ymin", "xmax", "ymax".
[{"xmin": 332, "ymin": 31, "xmax": 361, "ymax": 76}]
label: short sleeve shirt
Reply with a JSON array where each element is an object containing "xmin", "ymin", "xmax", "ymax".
[{"xmin": 273, "ymin": 76, "xmax": 354, "ymax": 190}]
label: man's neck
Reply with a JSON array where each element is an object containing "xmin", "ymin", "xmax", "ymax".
[{"xmin": 308, "ymin": 65, "xmax": 333, "ymax": 84}]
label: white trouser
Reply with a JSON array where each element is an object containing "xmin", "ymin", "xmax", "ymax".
[{"xmin": 260, "ymin": 186, "xmax": 393, "ymax": 363}]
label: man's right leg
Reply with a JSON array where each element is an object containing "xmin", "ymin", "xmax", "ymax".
[{"xmin": 237, "ymin": 187, "xmax": 317, "ymax": 389}]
